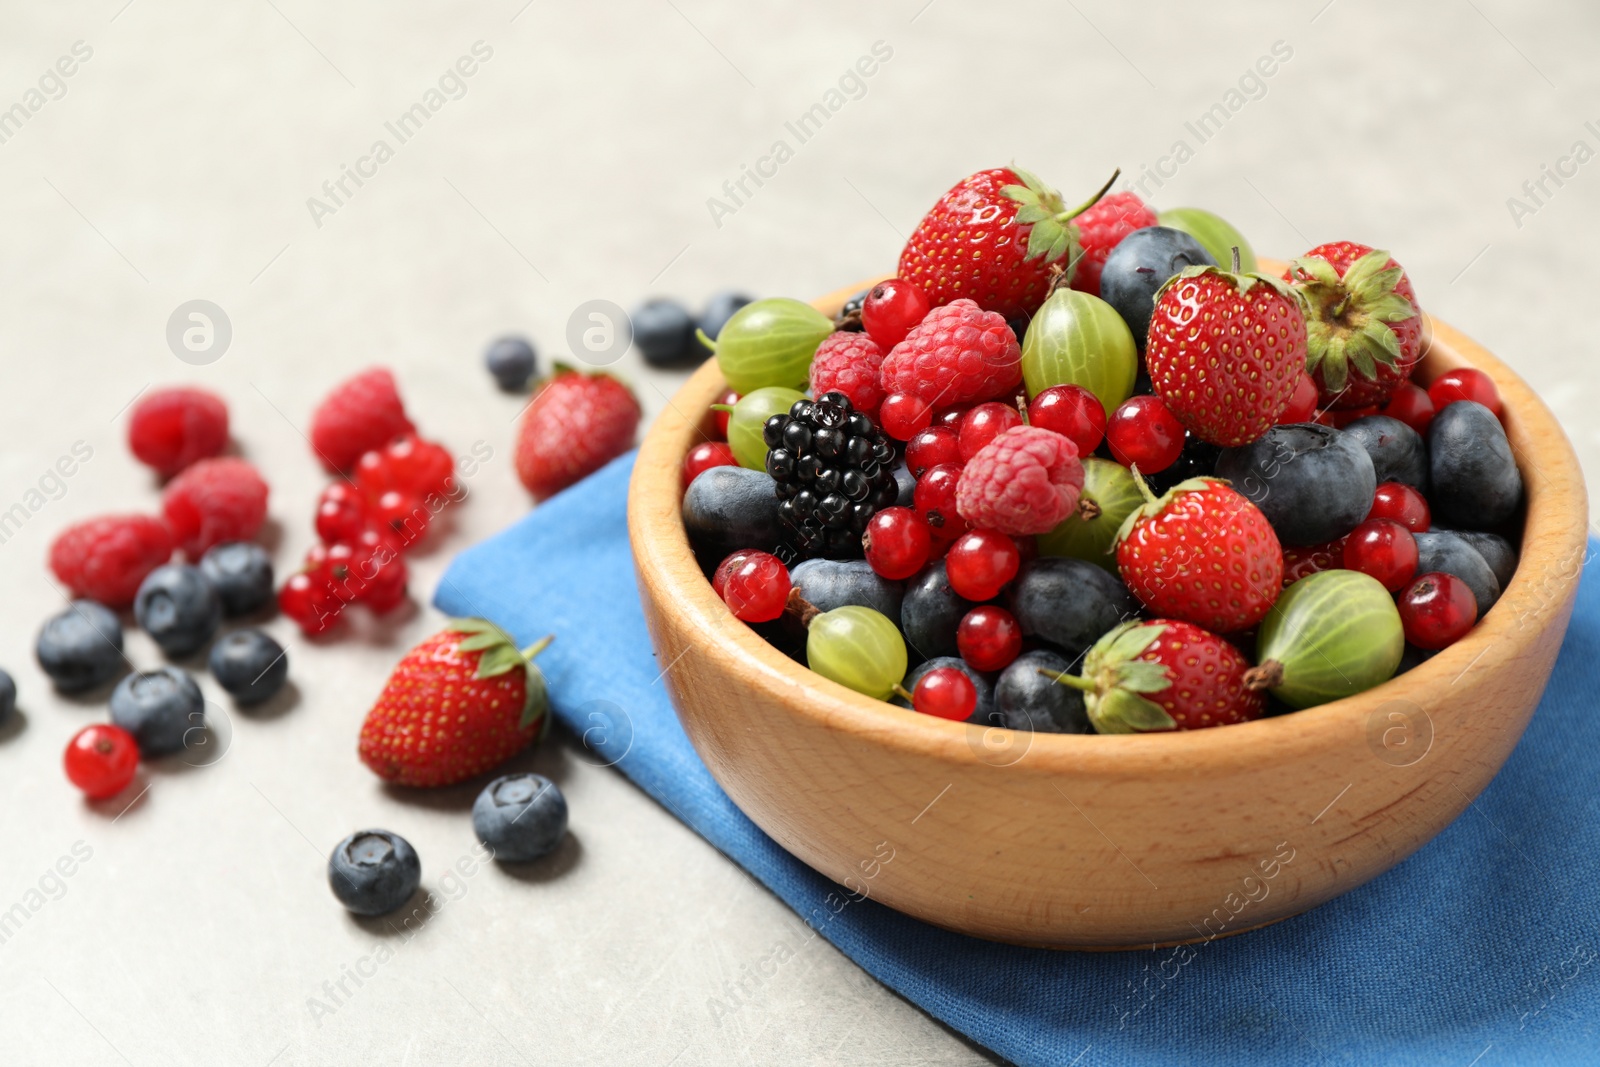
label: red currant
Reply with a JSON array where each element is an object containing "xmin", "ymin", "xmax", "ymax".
[
  {"xmin": 1028, "ymin": 385, "xmax": 1106, "ymax": 455},
  {"xmin": 879, "ymin": 394, "xmax": 932, "ymax": 441},
  {"xmin": 956, "ymin": 605, "xmax": 1022, "ymax": 672},
  {"xmin": 1428, "ymin": 368, "xmax": 1500, "ymax": 418},
  {"xmin": 385, "ymin": 435, "xmax": 455, "ymax": 499},
  {"xmin": 1399, "ymin": 571, "xmax": 1477, "ymax": 650},
  {"xmin": 376, "ymin": 490, "xmax": 429, "ymax": 546},
  {"xmin": 302, "ymin": 542, "xmax": 332, "ymax": 583},
  {"xmin": 861, "ymin": 277, "xmax": 931, "ymax": 349},
  {"xmin": 63, "ymin": 724, "xmax": 139, "ymax": 800},
  {"xmin": 957, "ymin": 402, "xmax": 1023, "ymax": 462},
  {"xmin": 354, "ymin": 448, "xmax": 395, "ymax": 501},
  {"xmin": 945, "ymin": 530, "xmax": 1020, "ymax": 601},
  {"xmin": 1313, "ymin": 405, "xmax": 1380, "ymax": 429},
  {"xmin": 362, "ymin": 552, "xmax": 409, "ymax": 613},
  {"xmin": 711, "ymin": 550, "xmax": 755, "ymax": 599},
  {"xmin": 1342, "ymin": 519, "xmax": 1418, "ymax": 592},
  {"xmin": 912, "ymin": 666, "xmax": 977, "ymax": 721},
  {"xmin": 934, "ymin": 407, "xmax": 968, "ymax": 431},
  {"xmin": 279, "ymin": 572, "xmax": 343, "ymax": 634},
  {"xmin": 1278, "ymin": 372, "xmax": 1319, "ymax": 424},
  {"xmin": 713, "ymin": 550, "xmax": 790, "ymax": 622},
  {"xmin": 913, "ymin": 463, "xmax": 968, "ymax": 541},
  {"xmin": 863, "ymin": 507, "xmax": 931, "ymax": 580},
  {"xmin": 713, "ymin": 390, "xmax": 739, "ymax": 439},
  {"xmin": 315, "ymin": 483, "xmax": 369, "ymax": 544},
  {"xmin": 905, "ymin": 427, "xmax": 961, "ymax": 477},
  {"xmin": 1383, "ymin": 381, "xmax": 1435, "ymax": 436},
  {"xmin": 1367, "ymin": 482, "xmax": 1430, "ymax": 532},
  {"xmin": 683, "ymin": 441, "xmax": 738, "ymax": 488},
  {"xmin": 1106, "ymin": 395, "xmax": 1184, "ymax": 473}
]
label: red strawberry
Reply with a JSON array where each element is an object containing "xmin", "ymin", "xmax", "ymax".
[
  {"xmin": 1115, "ymin": 476, "xmax": 1283, "ymax": 633},
  {"xmin": 1146, "ymin": 265, "xmax": 1308, "ymax": 447},
  {"xmin": 897, "ymin": 167, "xmax": 1117, "ymax": 319},
  {"xmin": 1283, "ymin": 242, "xmax": 1422, "ymax": 410},
  {"xmin": 1069, "ymin": 190, "xmax": 1159, "ymax": 296},
  {"xmin": 514, "ymin": 368, "xmax": 641, "ymax": 500},
  {"xmin": 1045, "ymin": 619, "xmax": 1264, "ymax": 732},
  {"xmin": 359, "ymin": 621, "xmax": 551, "ymax": 788}
]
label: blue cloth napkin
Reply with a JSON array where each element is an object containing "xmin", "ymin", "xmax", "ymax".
[{"xmin": 436, "ymin": 452, "xmax": 1600, "ymax": 1067}]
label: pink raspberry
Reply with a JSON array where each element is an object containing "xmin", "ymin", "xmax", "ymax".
[
  {"xmin": 162, "ymin": 457, "xmax": 269, "ymax": 558},
  {"xmin": 955, "ymin": 426, "xmax": 1084, "ymax": 536},
  {"xmin": 49, "ymin": 514, "xmax": 173, "ymax": 608},
  {"xmin": 127, "ymin": 387, "xmax": 229, "ymax": 478},
  {"xmin": 310, "ymin": 367, "xmax": 415, "ymax": 473},
  {"xmin": 1071, "ymin": 191, "xmax": 1159, "ymax": 296},
  {"xmin": 809, "ymin": 331, "xmax": 886, "ymax": 417},
  {"xmin": 878, "ymin": 299, "xmax": 1022, "ymax": 411}
]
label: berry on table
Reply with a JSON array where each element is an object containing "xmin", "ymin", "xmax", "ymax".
[
  {"xmin": 1428, "ymin": 368, "xmax": 1500, "ymax": 418},
  {"xmin": 110, "ymin": 667, "xmax": 205, "ymax": 758},
  {"xmin": 36, "ymin": 601, "xmax": 124, "ymax": 692},
  {"xmin": 632, "ymin": 298, "xmax": 697, "ymax": 366},
  {"xmin": 473, "ymin": 774, "xmax": 568, "ymax": 861},
  {"xmin": 1098, "ymin": 225, "xmax": 1215, "ymax": 347},
  {"xmin": 485, "ymin": 335, "xmax": 537, "ymax": 392},
  {"xmin": 1382, "ymin": 380, "xmax": 1436, "ymax": 436},
  {"xmin": 162, "ymin": 457, "xmax": 269, "ymax": 559},
  {"xmin": 367, "ymin": 434, "xmax": 456, "ymax": 501},
  {"xmin": 765, "ymin": 392, "xmax": 898, "ymax": 560},
  {"xmin": 315, "ymin": 482, "xmax": 369, "ymax": 544},
  {"xmin": 373, "ymin": 489, "xmax": 429, "ymax": 547},
  {"xmin": 910, "ymin": 666, "xmax": 977, "ymax": 721},
  {"xmin": 877, "ymin": 394, "xmax": 933, "ymax": 441},
  {"xmin": 1106, "ymin": 394, "xmax": 1185, "ymax": 473},
  {"xmin": 279, "ymin": 571, "xmax": 344, "ymax": 635},
  {"xmin": 310, "ymin": 367, "xmax": 416, "ymax": 473},
  {"xmin": 127, "ymin": 387, "xmax": 229, "ymax": 477},
  {"xmin": 955, "ymin": 426, "xmax": 1084, "ymax": 537},
  {"xmin": 809, "ymin": 330, "xmax": 887, "ymax": 418},
  {"xmin": 683, "ymin": 441, "xmax": 739, "ymax": 488},
  {"xmin": 863, "ymin": 507, "xmax": 931, "ymax": 581},
  {"xmin": 48, "ymin": 514, "xmax": 173, "ymax": 608},
  {"xmin": 1367, "ymin": 482, "xmax": 1430, "ymax": 532},
  {"xmin": 1070, "ymin": 190, "xmax": 1160, "ymax": 296},
  {"xmin": 64, "ymin": 724, "xmax": 139, "ymax": 800},
  {"xmin": 879, "ymin": 299, "xmax": 1023, "ymax": 412},
  {"xmin": 357, "ymin": 541, "xmax": 409, "ymax": 614},
  {"xmin": 1342, "ymin": 519, "xmax": 1419, "ymax": 592},
  {"xmin": 1027, "ymin": 385, "xmax": 1106, "ymax": 457},
  {"xmin": 198, "ymin": 542, "xmax": 274, "ymax": 616},
  {"xmin": 713, "ymin": 550, "xmax": 791, "ymax": 622},
  {"xmin": 905, "ymin": 426, "xmax": 961, "ymax": 478},
  {"xmin": 956, "ymin": 605, "xmax": 1022, "ymax": 672},
  {"xmin": 1399, "ymin": 572, "xmax": 1478, "ymax": 650},
  {"xmin": 957, "ymin": 402, "xmax": 1024, "ymax": 462},
  {"xmin": 0, "ymin": 670, "xmax": 13, "ymax": 726},
  {"xmin": 861, "ymin": 278, "xmax": 931, "ymax": 349},
  {"xmin": 1284, "ymin": 243, "xmax": 1423, "ymax": 410},
  {"xmin": 944, "ymin": 529, "xmax": 1020, "ymax": 602},
  {"xmin": 515, "ymin": 369, "xmax": 641, "ymax": 501},
  {"xmin": 328, "ymin": 830, "xmax": 421, "ymax": 916},
  {"xmin": 209, "ymin": 629, "xmax": 289, "ymax": 705},
  {"xmin": 134, "ymin": 563, "xmax": 222, "ymax": 657}
]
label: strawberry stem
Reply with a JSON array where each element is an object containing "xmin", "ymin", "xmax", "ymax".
[
  {"xmin": 1037, "ymin": 667, "xmax": 1097, "ymax": 693},
  {"xmin": 1231, "ymin": 245, "xmax": 1241, "ymax": 273},
  {"xmin": 520, "ymin": 635, "xmax": 554, "ymax": 661},
  {"xmin": 1055, "ymin": 168, "xmax": 1121, "ymax": 224},
  {"xmin": 1129, "ymin": 465, "xmax": 1159, "ymax": 507}
]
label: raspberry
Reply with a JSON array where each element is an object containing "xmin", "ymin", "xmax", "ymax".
[
  {"xmin": 1071, "ymin": 191, "xmax": 1159, "ymax": 296},
  {"xmin": 878, "ymin": 299, "xmax": 1022, "ymax": 410},
  {"xmin": 955, "ymin": 426, "xmax": 1083, "ymax": 536},
  {"xmin": 127, "ymin": 387, "xmax": 229, "ymax": 477},
  {"xmin": 49, "ymin": 514, "xmax": 173, "ymax": 608},
  {"xmin": 808, "ymin": 331, "xmax": 886, "ymax": 417},
  {"xmin": 162, "ymin": 457, "xmax": 269, "ymax": 558},
  {"xmin": 309, "ymin": 368, "xmax": 415, "ymax": 473}
]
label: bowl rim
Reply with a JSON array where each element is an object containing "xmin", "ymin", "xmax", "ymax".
[{"xmin": 629, "ymin": 267, "xmax": 1590, "ymax": 778}]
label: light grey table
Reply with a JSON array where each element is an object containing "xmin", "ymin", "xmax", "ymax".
[{"xmin": 1, "ymin": 2, "xmax": 1594, "ymax": 1064}]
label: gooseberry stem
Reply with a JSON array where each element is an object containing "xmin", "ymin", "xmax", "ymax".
[{"xmin": 1037, "ymin": 667, "xmax": 1097, "ymax": 693}]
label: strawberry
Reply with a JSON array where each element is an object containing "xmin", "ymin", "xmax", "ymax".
[
  {"xmin": 514, "ymin": 367, "xmax": 641, "ymax": 500},
  {"xmin": 1115, "ymin": 476, "xmax": 1282, "ymax": 633},
  {"xmin": 1146, "ymin": 264, "xmax": 1308, "ymax": 447},
  {"xmin": 897, "ymin": 167, "xmax": 1117, "ymax": 319},
  {"xmin": 1043, "ymin": 619, "xmax": 1264, "ymax": 733},
  {"xmin": 358, "ymin": 620, "xmax": 551, "ymax": 788},
  {"xmin": 1069, "ymin": 190, "xmax": 1159, "ymax": 297},
  {"xmin": 1283, "ymin": 242, "xmax": 1423, "ymax": 410}
]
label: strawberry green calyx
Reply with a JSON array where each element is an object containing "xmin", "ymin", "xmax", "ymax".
[
  {"xmin": 1150, "ymin": 261, "xmax": 1299, "ymax": 309},
  {"xmin": 1039, "ymin": 621, "xmax": 1178, "ymax": 733},
  {"xmin": 1112, "ymin": 473, "xmax": 1227, "ymax": 547},
  {"xmin": 449, "ymin": 618, "xmax": 553, "ymax": 730},
  {"xmin": 1288, "ymin": 248, "xmax": 1416, "ymax": 393},
  {"xmin": 1003, "ymin": 167, "xmax": 1120, "ymax": 266}
]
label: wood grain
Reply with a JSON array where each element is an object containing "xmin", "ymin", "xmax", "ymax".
[{"xmin": 627, "ymin": 268, "xmax": 1590, "ymax": 949}]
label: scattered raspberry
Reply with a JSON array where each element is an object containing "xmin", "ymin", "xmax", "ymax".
[
  {"xmin": 162, "ymin": 457, "xmax": 270, "ymax": 558},
  {"xmin": 955, "ymin": 426, "xmax": 1084, "ymax": 536},
  {"xmin": 515, "ymin": 370, "xmax": 641, "ymax": 500},
  {"xmin": 49, "ymin": 515, "xmax": 173, "ymax": 607},
  {"xmin": 878, "ymin": 299, "xmax": 1022, "ymax": 411},
  {"xmin": 127, "ymin": 387, "xmax": 229, "ymax": 477},
  {"xmin": 309, "ymin": 368, "xmax": 415, "ymax": 473},
  {"xmin": 1071, "ymin": 191, "xmax": 1158, "ymax": 296},
  {"xmin": 809, "ymin": 331, "xmax": 886, "ymax": 418}
]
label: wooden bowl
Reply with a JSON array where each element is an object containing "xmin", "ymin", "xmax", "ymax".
[{"xmin": 628, "ymin": 271, "xmax": 1589, "ymax": 949}]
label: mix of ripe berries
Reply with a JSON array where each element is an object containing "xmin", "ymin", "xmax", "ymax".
[{"xmin": 684, "ymin": 164, "xmax": 1527, "ymax": 733}]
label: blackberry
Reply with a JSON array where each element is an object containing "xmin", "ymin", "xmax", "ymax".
[
  {"xmin": 833, "ymin": 289, "xmax": 868, "ymax": 332},
  {"xmin": 764, "ymin": 391, "xmax": 898, "ymax": 559},
  {"xmin": 1149, "ymin": 435, "xmax": 1223, "ymax": 494}
]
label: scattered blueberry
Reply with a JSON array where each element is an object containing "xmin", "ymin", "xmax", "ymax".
[
  {"xmin": 1217, "ymin": 424, "xmax": 1376, "ymax": 546},
  {"xmin": 791, "ymin": 558, "xmax": 903, "ymax": 619},
  {"xmin": 697, "ymin": 292, "xmax": 754, "ymax": 352},
  {"xmin": 109, "ymin": 667, "xmax": 204, "ymax": 758},
  {"xmin": 1100, "ymin": 226, "xmax": 1216, "ymax": 348},
  {"xmin": 485, "ymin": 335, "xmax": 538, "ymax": 392},
  {"xmin": 134, "ymin": 564, "xmax": 221, "ymax": 658},
  {"xmin": 1446, "ymin": 529, "xmax": 1518, "ymax": 589},
  {"xmin": 891, "ymin": 462, "xmax": 917, "ymax": 508},
  {"xmin": 328, "ymin": 830, "xmax": 421, "ymax": 916},
  {"xmin": 683, "ymin": 466, "xmax": 783, "ymax": 564},
  {"xmin": 199, "ymin": 542, "xmax": 275, "ymax": 617},
  {"xmin": 900, "ymin": 561, "xmax": 973, "ymax": 662},
  {"xmin": 1007, "ymin": 558, "xmax": 1139, "ymax": 661},
  {"xmin": 892, "ymin": 656, "xmax": 994, "ymax": 723},
  {"xmin": 1428, "ymin": 400, "xmax": 1522, "ymax": 530},
  {"xmin": 0, "ymin": 669, "xmax": 14, "ymax": 726},
  {"xmin": 632, "ymin": 298, "xmax": 697, "ymax": 367},
  {"xmin": 1415, "ymin": 530, "xmax": 1501, "ymax": 620},
  {"xmin": 472, "ymin": 774, "xmax": 568, "ymax": 862},
  {"xmin": 36, "ymin": 601, "xmax": 124, "ymax": 693},
  {"xmin": 1342, "ymin": 415, "xmax": 1428, "ymax": 492},
  {"xmin": 993, "ymin": 650, "xmax": 1091, "ymax": 734},
  {"xmin": 209, "ymin": 629, "xmax": 288, "ymax": 705}
]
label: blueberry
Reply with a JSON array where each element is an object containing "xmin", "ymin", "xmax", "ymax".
[
  {"xmin": 199, "ymin": 542, "xmax": 274, "ymax": 617},
  {"xmin": 992, "ymin": 650, "xmax": 1091, "ymax": 734},
  {"xmin": 472, "ymin": 774, "xmax": 568, "ymax": 862},
  {"xmin": 1216, "ymin": 424, "xmax": 1376, "ymax": 546},
  {"xmin": 1007, "ymin": 558, "xmax": 1139, "ymax": 661},
  {"xmin": 1414, "ymin": 531, "xmax": 1501, "ymax": 620},
  {"xmin": 36, "ymin": 601, "xmax": 124, "ymax": 693},
  {"xmin": 1342, "ymin": 415, "xmax": 1428, "ymax": 492},
  {"xmin": 1396, "ymin": 643, "xmax": 1437, "ymax": 675},
  {"xmin": 1428, "ymin": 401, "xmax": 1522, "ymax": 530},
  {"xmin": 632, "ymin": 298, "xmax": 697, "ymax": 367},
  {"xmin": 328, "ymin": 830, "xmax": 421, "ymax": 916},
  {"xmin": 791, "ymin": 558, "xmax": 903, "ymax": 619},
  {"xmin": 682, "ymin": 466, "xmax": 782, "ymax": 562},
  {"xmin": 209, "ymin": 629, "xmax": 288, "ymax": 705},
  {"xmin": 110, "ymin": 667, "xmax": 204, "ymax": 758},
  {"xmin": 0, "ymin": 669, "xmax": 14, "ymax": 726},
  {"xmin": 1100, "ymin": 226, "xmax": 1216, "ymax": 348},
  {"xmin": 892, "ymin": 462, "xmax": 916, "ymax": 507},
  {"xmin": 901, "ymin": 561, "xmax": 973, "ymax": 661},
  {"xmin": 891, "ymin": 657, "xmax": 995, "ymax": 723},
  {"xmin": 1148, "ymin": 435, "xmax": 1224, "ymax": 495},
  {"xmin": 1445, "ymin": 529, "xmax": 1518, "ymax": 588},
  {"xmin": 697, "ymin": 291, "xmax": 754, "ymax": 352},
  {"xmin": 135, "ymin": 563, "xmax": 221, "ymax": 657},
  {"xmin": 485, "ymin": 335, "xmax": 538, "ymax": 392}
]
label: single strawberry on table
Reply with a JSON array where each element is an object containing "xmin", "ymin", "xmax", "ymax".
[
  {"xmin": 1283, "ymin": 242, "xmax": 1422, "ymax": 410},
  {"xmin": 359, "ymin": 620, "xmax": 553, "ymax": 788},
  {"xmin": 515, "ymin": 367, "xmax": 641, "ymax": 501}
]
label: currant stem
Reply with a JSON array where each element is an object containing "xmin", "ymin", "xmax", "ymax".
[
  {"xmin": 1037, "ymin": 667, "xmax": 1097, "ymax": 693},
  {"xmin": 892, "ymin": 683, "xmax": 915, "ymax": 703},
  {"xmin": 521, "ymin": 635, "xmax": 555, "ymax": 661}
]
